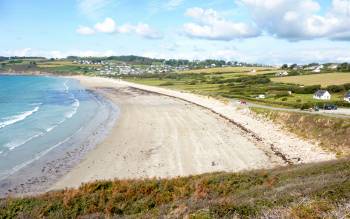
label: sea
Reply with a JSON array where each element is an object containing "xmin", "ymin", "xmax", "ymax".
[{"xmin": 0, "ymin": 75, "xmax": 116, "ymax": 186}]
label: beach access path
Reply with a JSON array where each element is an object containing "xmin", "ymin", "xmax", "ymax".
[{"xmin": 52, "ymin": 76, "xmax": 335, "ymax": 190}]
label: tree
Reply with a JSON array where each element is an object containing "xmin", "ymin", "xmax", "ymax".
[{"xmin": 281, "ymin": 64, "xmax": 288, "ymax": 69}]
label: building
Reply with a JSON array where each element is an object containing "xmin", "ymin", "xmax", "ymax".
[
  {"xmin": 313, "ymin": 90, "xmax": 331, "ymax": 100},
  {"xmin": 257, "ymin": 94, "xmax": 266, "ymax": 99},
  {"xmin": 344, "ymin": 92, "xmax": 350, "ymax": 102},
  {"xmin": 275, "ymin": 71, "xmax": 288, "ymax": 77}
]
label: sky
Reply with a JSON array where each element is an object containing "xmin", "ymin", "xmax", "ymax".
[{"xmin": 1, "ymin": 0, "xmax": 350, "ymax": 64}]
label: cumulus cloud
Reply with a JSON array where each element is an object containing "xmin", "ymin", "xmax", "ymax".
[
  {"xmin": 240, "ymin": 0, "xmax": 350, "ymax": 41},
  {"xmin": 77, "ymin": 18, "xmax": 162, "ymax": 39},
  {"xmin": 117, "ymin": 23, "xmax": 162, "ymax": 39},
  {"xmin": 183, "ymin": 7, "xmax": 260, "ymax": 41},
  {"xmin": 94, "ymin": 17, "xmax": 116, "ymax": 33},
  {"xmin": 76, "ymin": 26, "xmax": 95, "ymax": 35}
]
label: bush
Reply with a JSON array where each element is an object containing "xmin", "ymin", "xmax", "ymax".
[
  {"xmin": 282, "ymin": 97, "xmax": 288, "ymax": 101},
  {"xmin": 327, "ymin": 85, "xmax": 344, "ymax": 93},
  {"xmin": 293, "ymin": 85, "xmax": 321, "ymax": 94},
  {"xmin": 159, "ymin": 82, "xmax": 174, "ymax": 86},
  {"xmin": 343, "ymin": 83, "xmax": 350, "ymax": 90},
  {"xmin": 274, "ymin": 91, "xmax": 290, "ymax": 98},
  {"xmin": 300, "ymin": 102, "xmax": 313, "ymax": 110},
  {"xmin": 187, "ymin": 80, "xmax": 197, "ymax": 85}
]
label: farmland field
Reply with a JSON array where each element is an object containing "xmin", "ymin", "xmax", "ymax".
[
  {"xmin": 272, "ymin": 73, "xmax": 350, "ymax": 87},
  {"xmin": 181, "ymin": 66, "xmax": 277, "ymax": 74}
]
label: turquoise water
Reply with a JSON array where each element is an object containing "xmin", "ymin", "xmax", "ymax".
[{"xmin": 0, "ymin": 75, "xmax": 103, "ymax": 180}]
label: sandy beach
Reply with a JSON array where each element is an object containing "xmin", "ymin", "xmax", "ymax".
[{"xmin": 52, "ymin": 76, "xmax": 335, "ymax": 190}]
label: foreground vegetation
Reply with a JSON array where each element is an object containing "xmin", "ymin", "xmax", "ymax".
[{"xmin": 1, "ymin": 159, "xmax": 350, "ymax": 218}]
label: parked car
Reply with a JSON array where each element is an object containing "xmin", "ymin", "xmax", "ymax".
[
  {"xmin": 313, "ymin": 106, "xmax": 320, "ymax": 111},
  {"xmin": 323, "ymin": 104, "xmax": 337, "ymax": 110}
]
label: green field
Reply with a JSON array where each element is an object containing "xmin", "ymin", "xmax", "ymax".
[
  {"xmin": 181, "ymin": 66, "xmax": 277, "ymax": 75},
  {"xmin": 272, "ymin": 73, "xmax": 350, "ymax": 86}
]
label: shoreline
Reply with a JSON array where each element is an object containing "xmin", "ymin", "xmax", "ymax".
[
  {"xmin": 51, "ymin": 76, "xmax": 335, "ymax": 190},
  {"xmin": 0, "ymin": 74, "xmax": 336, "ymax": 196},
  {"xmin": 0, "ymin": 77, "xmax": 118, "ymax": 197}
]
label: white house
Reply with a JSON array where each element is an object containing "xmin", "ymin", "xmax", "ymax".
[
  {"xmin": 275, "ymin": 71, "xmax": 289, "ymax": 77},
  {"xmin": 344, "ymin": 92, "xmax": 350, "ymax": 102},
  {"xmin": 312, "ymin": 66, "xmax": 321, "ymax": 73},
  {"xmin": 313, "ymin": 90, "xmax": 331, "ymax": 100},
  {"xmin": 258, "ymin": 94, "xmax": 266, "ymax": 99},
  {"xmin": 329, "ymin": 64, "xmax": 338, "ymax": 70}
]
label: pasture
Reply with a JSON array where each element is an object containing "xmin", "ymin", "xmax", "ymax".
[
  {"xmin": 272, "ymin": 73, "xmax": 350, "ymax": 87},
  {"xmin": 180, "ymin": 66, "xmax": 277, "ymax": 75}
]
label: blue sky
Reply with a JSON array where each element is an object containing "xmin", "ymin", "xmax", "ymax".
[{"xmin": 1, "ymin": 0, "xmax": 350, "ymax": 64}]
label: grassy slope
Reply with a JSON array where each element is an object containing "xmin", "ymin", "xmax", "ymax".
[
  {"xmin": 251, "ymin": 108, "xmax": 350, "ymax": 156},
  {"xmin": 1, "ymin": 159, "xmax": 350, "ymax": 218}
]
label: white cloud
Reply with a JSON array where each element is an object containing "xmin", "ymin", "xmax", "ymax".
[
  {"xmin": 76, "ymin": 26, "xmax": 95, "ymax": 35},
  {"xmin": 183, "ymin": 7, "xmax": 260, "ymax": 41},
  {"xmin": 94, "ymin": 17, "xmax": 116, "ymax": 33},
  {"xmin": 77, "ymin": 18, "xmax": 162, "ymax": 39},
  {"xmin": 77, "ymin": 0, "xmax": 113, "ymax": 17},
  {"xmin": 240, "ymin": 0, "xmax": 350, "ymax": 41},
  {"xmin": 132, "ymin": 23, "xmax": 162, "ymax": 39},
  {"xmin": 165, "ymin": 0, "xmax": 184, "ymax": 10},
  {"xmin": 117, "ymin": 23, "xmax": 162, "ymax": 39}
]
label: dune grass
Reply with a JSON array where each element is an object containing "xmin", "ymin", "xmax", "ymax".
[{"xmin": 252, "ymin": 108, "xmax": 350, "ymax": 156}]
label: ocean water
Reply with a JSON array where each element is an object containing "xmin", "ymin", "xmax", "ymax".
[{"xmin": 0, "ymin": 75, "xmax": 105, "ymax": 180}]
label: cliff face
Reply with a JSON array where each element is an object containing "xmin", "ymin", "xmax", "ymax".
[{"xmin": 252, "ymin": 108, "xmax": 350, "ymax": 156}]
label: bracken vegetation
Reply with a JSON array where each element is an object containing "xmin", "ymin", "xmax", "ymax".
[{"xmin": 1, "ymin": 159, "xmax": 350, "ymax": 218}]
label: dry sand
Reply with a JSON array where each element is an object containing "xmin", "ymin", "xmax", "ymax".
[{"xmin": 52, "ymin": 76, "xmax": 335, "ymax": 190}]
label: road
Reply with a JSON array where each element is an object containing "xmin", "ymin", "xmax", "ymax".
[{"xmin": 231, "ymin": 99, "xmax": 350, "ymax": 119}]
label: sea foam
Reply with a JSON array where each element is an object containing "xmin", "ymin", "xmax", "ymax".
[{"xmin": 0, "ymin": 106, "xmax": 40, "ymax": 129}]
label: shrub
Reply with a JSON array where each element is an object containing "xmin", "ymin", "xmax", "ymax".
[
  {"xmin": 159, "ymin": 82, "xmax": 174, "ymax": 86},
  {"xmin": 187, "ymin": 80, "xmax": 197, "ymax": 85},
  {"xmin": 282, "ymin": 97, "xmax": 288, "ymax": 101},
  {"xmin": 327, "ymin": 85, "xmax": 344, "ymax": 93},
  {"xmin": 300, "ymin": 102, "xmax": 313, "ymax": 110},
  {"xmin": 293, "ymin": 85, "xmax": 321, "ymax": 94}
]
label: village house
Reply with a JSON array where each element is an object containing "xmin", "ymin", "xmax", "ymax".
[
  {"xmin": 257, "ymin": 94, "xmax": 266, "ymax": 99},
  {"xmin": 344, "ymin": 92, "xmax": 350, "ymax": 102},
  {"xmin": 275, "ymin": 71, "xmax": 288, "ymax": 77},
  {"xmin": 313, "ymin": 90, "xmax": 331, "ymax": 100}
]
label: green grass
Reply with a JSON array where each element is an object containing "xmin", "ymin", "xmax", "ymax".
[
  {"xmin": 272, "ymin": 73, "xmax": 350, "ymax": 86},
  {"xmin": 1, "ymin": 159, "xmax": 350, "ymax": 218},
  {"xmin": 180, "ymin": 66, "xmax": 277, "ymax": 74},
  {"xmin": 125, "ymin": 71, "xmax": 350, "ymax": 109}
]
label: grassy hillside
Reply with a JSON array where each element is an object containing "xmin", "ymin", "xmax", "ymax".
[
  {"xmin": 252, "ymin": 108, "xmax": 350, "ymax": 156},
  {"xmin": 1, "ymin": 159, "xmax": 350, "ymax": 218}
]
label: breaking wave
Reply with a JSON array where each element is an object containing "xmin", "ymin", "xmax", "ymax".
[{"xmin": 0, "ymin": 106, "xmax": 40, "ymax": 129}]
